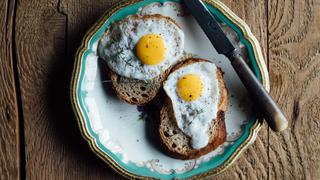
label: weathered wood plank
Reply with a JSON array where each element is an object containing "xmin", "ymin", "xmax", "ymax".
[
  {"xmin": 0, "ymin": 0, "xmax": 20, "ymax": 179},
  {"xmin": 214, "ymin": 0, "xmax": 269, "ymax": 179},
  {"xmin": 15, "ymin": 0, "xmax": 67, "ymax": 178},
  {"xmin": 60, "ymin": 0, "xmax": 123, "ymax": 179},
  {"xmin": 14, "ymin": 0, "xmax": 120, "ymax": 179},
  {"xmin": 268, "ymin": 0, "xmax": 320, "ymax": 179}
]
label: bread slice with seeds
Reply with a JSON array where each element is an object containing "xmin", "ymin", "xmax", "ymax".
[
  {"xmin": 108, "ymin": 66, "xmax": 172, "ymax": 105},
  {"xmin": 159, "ymin": 58, "xmax": 228, "ymax": 160}
]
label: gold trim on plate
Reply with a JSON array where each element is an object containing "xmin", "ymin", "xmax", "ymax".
[{"xmin": 70, "ymin": 0, "xmax": 269, "ymax": 179}]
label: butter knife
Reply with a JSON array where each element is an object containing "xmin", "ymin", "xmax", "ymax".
[{"xmin": 183, "ymin": 0, "xmax": 288, "ymax": 132}]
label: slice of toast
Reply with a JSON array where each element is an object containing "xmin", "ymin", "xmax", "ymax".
[
  {"xmin": 108, "ymin": 66, "xmax": 172, "ymax": 105},
  {"xmin": 159, "ymin": 58, "xmax": 228, "ymax": 160},
  {"xmin": 100, "ymin": 14, "xmax": 183, "ymax": 105}
]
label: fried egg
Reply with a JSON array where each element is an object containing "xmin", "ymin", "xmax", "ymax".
[
  {"xmin": 163, "ymin": 62, "xmax": 220, "ymax": 149},
  {"xmin": 98, "ymin": 15, "xmax": 184, "ymax": 80}
]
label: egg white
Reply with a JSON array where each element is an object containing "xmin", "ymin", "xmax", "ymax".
[
  {"xmin": 98, "ymin": 15, "xmax": 184, "ymax": 80},
  {"xmin": 163, "ymin": 62, "xmax": 220, "ymax": 149}
]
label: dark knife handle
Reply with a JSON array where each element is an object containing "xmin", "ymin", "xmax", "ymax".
[{"xmin": 228, "ymin": 51, "xmax": 288, "ymax": 132}]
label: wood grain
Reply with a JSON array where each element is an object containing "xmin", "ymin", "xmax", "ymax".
[
  {"xmin": 15, "ymin": 0, "xmax": 121, "ymax": 179},
  {"xmin": 268, "ymin": 0, "xmax": 320, "ymax": 179},
  {"xmin": 0, "ymin": 0, "xmax": 20, "ymax": 179},
  {"xmin": 213, "ymin": 1, "xmax": 269, "ymax": 179}
]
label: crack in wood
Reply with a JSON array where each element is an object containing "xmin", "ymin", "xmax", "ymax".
[
  {"xmin": 292, "ymin": 100, "xmax": 300, "ymax": 128},
  {"xmin": 5, "ymin": 105, "xmax": 11, "ymax": 121},
  {"xmin": 10, "ymin": 0, "xmax": 27, "ymax": 179}
]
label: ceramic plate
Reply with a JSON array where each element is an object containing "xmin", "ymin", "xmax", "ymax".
[{"xmin": 71, "ymin": 0, "xmax": 269, "ymax": 179}]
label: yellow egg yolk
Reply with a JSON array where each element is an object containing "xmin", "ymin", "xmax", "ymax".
[
  {"xmin": 177, "ymin": 74, "xmax": 203, "ymax": 101},
  {"xmin": 135, "ymin": 34, "xmax": 166, "ymax": 65}
]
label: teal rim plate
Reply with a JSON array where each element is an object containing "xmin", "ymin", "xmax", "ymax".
[{"xmin": 71, "ymin": 0, "xmax": 269, "ymax": 179}]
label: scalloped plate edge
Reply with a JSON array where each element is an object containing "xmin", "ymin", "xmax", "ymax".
[{"xmin": 70, "ymin": 0, "xmax": 269, "ymax": 179}]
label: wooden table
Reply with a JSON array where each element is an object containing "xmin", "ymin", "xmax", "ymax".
[{"xmin": 1, "ymin": 0, "xmax": 319, "ymax": 179}]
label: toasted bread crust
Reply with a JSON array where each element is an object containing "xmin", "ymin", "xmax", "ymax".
[
  {"xmin": 109, "ymin": 65, "xmax": 172, "ymax": 105},
  {"xmin": 159, "ymin": 58, "xmax": 228, "ymax": 159}
]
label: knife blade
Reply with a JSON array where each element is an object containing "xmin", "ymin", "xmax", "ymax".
[
  {"xmin": 183, "ymin": 0, "xmax": 288, "ymax": 132},
  {"xmin": 183, "ymin": 0, "xmax": 235, "ymax": 56}
]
